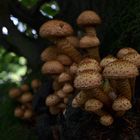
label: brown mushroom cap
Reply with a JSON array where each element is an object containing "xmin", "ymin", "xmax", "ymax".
[
  {"xmin": 100, "ymin": 55, "xmax": 118, "ymax": 68},
  {"xmin": 77, "ymin": 10, "xmax": 101, "ymax": 26},
  {"xmin": 57, "ymin": 54, "xmax": 72, "ymax": 66},
  {"xmin": 85, "ymin": 99, "xmax": 103, "ymax": 112},
  {"xmin": 23, "ymin": 109, "xmax": 33, "ymax": 119},
  {"xmin": 80, "ymin": 36, "xmax": 100, "ymax": 48},
  {"xmin": 121, "ymin": 53, "xmax": 140, "ymax": 68},
  {"xmin": 20, "ymin": 92, "xmax": 33, "ymax": 103},
  {"xmin": 77, "ymin": 58, "xmax": 101, "ymax": 73},
  {"xmin": 39, "ymin": 20, "xmax": 73, "ymax": 39},
  {"xmin": 31, "ymin": 79, "xmax": 41, "ymax": 89},
  {"xmin": 20, "ymin": 84, "xmax": 30, "ymax": 92},
  {"xmin": 56, "ymin": 90, "xmax": 67, "ymax": 98},
  {"xmin": 9, "ymin": 88, "xmax": 21, "ymax": 98},
  {"xmin": 112, "ymin": 97, "xmax": 132, "ymax": 111},
  {"xmin": 41, "ymin": 46, "xmax": 58, "ymax": 61},
  {"xmin": 14, "ymin": 107, "xmax": 24, "ymax": 118},
  {"xmin": 62, "ymin": 83, "xmax": 73, "ymax": 93},
  {"xmin": 70, "ymin": 63, "xmax": 78, "ymax": 75},
  {"xmin": 117, "ymin": 47, "xmax": 138, "ymax": 58},
  {"xmin": 74, "ymin": 72, "xmax": 102, "ymax": 90},
  {"xmin": 52, "ymin": 80, "xmax": 63, "ymax": 91},
  {"xmin": 42, "ymin": 61, "xmax": 64, "ymax": 74},
  {"xmin": 66, "ymin": 36, "xmax": 79, "ymax": 47},
  {"xmin": 103, "ymin": 60, "xmax": 139, "ymax": 79},
  {"xmin": 100, "ymin": 115, "xmax": 114, "ymax": 126},
  {"xmin": 45, "ymin": 94, "xmax": 61, "ymax": 106},
  {"xmin": 58, "ymin": 72, "xmax": 71, "ymax": 83}
]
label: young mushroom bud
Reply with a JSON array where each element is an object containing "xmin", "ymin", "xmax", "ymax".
[
  {"xmin": 58, "ymin": 72, "xmax": 72, "ymax": 83},
  {"xmin": 69, "ymin": 63, "xmax": 78, "ymax": 75},
  {"xmin": 117, "ymin": 47, "xmax": 138, "ymax": 59},
  {"xmin": 14, "ymin": 107, "xmax": 24, "ymax": 118},
  {"xmin": 100, "ymin": 115, "xmax": 114, "ymax": 126},
  {"xmin": 45, "ymin": 94, "xmax": 61, "ymax": 106},
  {"xmin": 41, "ymin": 46, "xmax": 58, "ymax": 61},
  {"xmin": 20, "ymin": 84, "xmax": 30, "ymax": 92},
  {"xmin": 42, "ymin": 60, "xmax": 64, "ymax": 75},
  {"xmin": 9, "ymin": 88, "xmax": 21, "ymax": 99},
  {"xmin": 56, "ymin": 90, "xmax": 68, "ymax": 98},
  {"xmin": 57, "ymin": 54, "xmax": 72, "ymax": 66},
  {"xmin": 19, "ymin": 92, "xmax": 33, "ymax": 103},
  {"xmin": 31, "ymin": 79, "xmax": 42, "ymax": 91},
  {"xmin": 23, "ymin": 109, "xmax": 33, "ymax": 119},
  {"xmin": 62, "ymin": 83, "xmax": 74, "ymax": 94}
]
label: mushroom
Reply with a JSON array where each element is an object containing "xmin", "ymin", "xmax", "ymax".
[
  {"xmin": 58, "ymin": 72, "xmax": 72, "ymax": 83},
  {"xmin": 79, "ymin": 35, "xmax": 100, "ymax": 61},
  {"xmin": 42, "ymin": 60, "xmax": 64, "ymax": 75},
  {"xmin": 69, "ymin": 63, "xmax": 78, "ymax": 75},
  {"xmin": 117, "ymin": 47, "xmax": 138, "ymax": 59},
  {"xmin": 56, "ymin": 90, "xmax": 68, "ymax": 98},
  {"xmin": 74, "ymin": 71, "xmax": 112, "ymax": 107},
  {"xmin": 31, "ymin": 79, "xmax": 41, "ymax": 92},
  {"xmin": 62, "ymin": 83, "xmax": 73, "ymax": 94},
  {"xmin": 9, "ymin": 88, "xmax": 21, "ymax": 98},
  {"xmin": 77, "ymin": 58, "xmax": 101, "ymax": 74},
  {"xmin": 23, "ymin": 109, "xmax": 33, "ymax": 119},
  {"xmin": 57, "ymin": 54, "xmax": 72, "ymax": 66},
  {"xmin": 52, "ymin": 79, "xmax": 63, "ymax": 91},
  {"xmin": 77, "ymin": 10, "xmax": 101, "ymax": 36},
  {"xmin": 39, "ymin": 20, "xmax": 82, "ymax": 63},
  {"xmin": 121, "ymin": 53, "xmax": 140, "ymax": 95},
  {"xmin": 20, "ymin": 84, "xmax": 30, "ymax": 92},
  {"xmin": 19, "ymin": 92, "xmax": 33, "ymax": 103},
  {"xmin": 14, "ymin": 107, "xmax": 24, "ymax": 118},
  {"xmin": 85, "ymin": 99, "xmax": 114, "ymax": 126},
  {"xmin": 66, "ymin": 36, "xmax": 79, "ymax": 48},
  {"xmin": 41, "ymin": 46, "xmax": 58, "ymax": 61},
  {"xmin": 103, "ymin": 60, "xmax": 138, "ymax": 115},
  {"xmin": 45, "ymin": 94, "xmax": 61, "ymax": 106}
]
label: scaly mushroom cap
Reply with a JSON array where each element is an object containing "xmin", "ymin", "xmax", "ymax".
[
  {"xmin": 58, "ymin": 72, "xmax": 71, "ymax": 83},
  {"xmin": 77, "ymin": 58, "xmax": 101, "ymax": 73},
  {"xmin": 77, "ymin": 10, "xmax": 101, "ymax": 26},
  {"xmin": 45, "ymin": 94, "xmax": 61, "ymax": 106},
  {"xmin": 41, "ymin": 46, "xmax": 58, "ymax": 61},
  {"xmin": 100, "ymin": 55, "xmax": 118, "ymax": 68},
  {"xmin": 80, "ymin": 36, "xmax": 100, "ymax": 48},
  {"xmin": 20, "ymin": 92, "xmax": 33, "ymax": 103},
  {"xmin": 103, "ymin": 60, "xmax": 139, "ymax": 79},
  {"xmin": 42, "ymin": 61, "xmax": 64, "ymax": 74},
  {"xmin": 31, "ymin": 79, "xmax": 41, "ymax": 89},
  {"xmin": 9, "ymin": 88, "xmax": 21, "ymax": 98},
  {"xmin": 100, "ymin": 115, "xmax": 114, "ymax": 126},
  {"xmin": 85, "ymin": 99, "xmax": 103, "ymax": 112},
  {"xmin": 70, "ymin": 63, "xmax": 78, "ymax": 75},
  {"xmin": 57, "ymin": 54, "xmax": 72, "ymax": 66},
  {"xmin": 121, "ymin": 53, "xmax": 140, "ymax": 68},
  {"xmin": 117, "ymin": 47, "xmax": 138, "ymax": 58},
  {"xmin": 112, "ymin": 97, "xmax": 132, "ymax": 111},
  {"xmin": 39, "ymin": 20, "xmax": 73, "ymax": 39},
  {"xmin": 66, "ymin": 36, "xmax": 79, "ymax": 47},
  {"xmin": 74, "ymin": 72, "xmax": 102, "ymax": 89}
]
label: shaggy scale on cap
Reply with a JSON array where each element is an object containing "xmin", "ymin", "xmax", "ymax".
[
  {"xmin": 117, "ymin": 47, "xmax": 138, "ymax": 58},
  {"xmin": 100, "ymin": 115, "xmax": 114, "ymax": 126},
  {"xmin": 80, "ymin": 36, "xmax": 100, "ymax": 48},
  {"xmin": 103, "ymin": 60, "xmax": 139, "ymax": 79},
  {"xmin": 39, "ymin": 20, "xmax": 73, "ymax": 39},
  {"xmin": 85, "ymin": 99, "xmax": 103, "ymax": 112},
  {"xmin": 58, "ymin": 72, "xmax": 71, "ymax": 83},
  {"xmin": 77, "ymin": 58, "xmax": 101, "ymax": 73},
  {"xmin": 100, "ymin": 55, "xmax": 118, "ymax": 68},
  {"xmin": 77, "ymin": 10, "xmax": 101, "ymax": 26},
  {"xmin": 42, "ymin": 61, "xmax": 64, "ymax": 74},
  {"xmin": 74, "ymin": 72, "xmax": 102, "ymax": 89},
  {"xmin": 122, "ymin": 53, "xmax": 140, "ymax": 68},
  {"xmin": 112, "ymin": 97, "xmax": 132, "ymax": 111}
]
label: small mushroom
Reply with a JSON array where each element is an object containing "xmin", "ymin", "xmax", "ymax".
[
  {"xmin": 62, "ymin": 83, "xmax": 74, "ymax": 94},
  {"xmin": 31, "ymin": 79, "xmax": 41, "ymax": 91},
  {"xmin": 23, "ymin": 109, "xmax": 33, "ymax": 119},
  {"xmin": 20, "ymin": 84, "xmax": 30, "ymax": 92},
  {"xmin": 80, "ymin": 36, "xmax": 100, "ymax": 61},
  {"xmin": 117, "ymin": 47, "xmax": 138, "ymax": 59},
  {"xmin": 58, "ymin": 72, "xmax": 72, "ymax": 83},
  {"xmin": 57, "ymin": 54, "xmax": 72, "ymax": 66},
  {"xmin": 45, "ymin": 94, "xmax": 61, "ymax": 106},
  {"xmin": 19, "ymin": 92, "xmax": 33, "ymax": 103},
  {"xmin": 9, "ymin": 88, "xmax": 21, "ymax": 99},
  {"xmin": 100, "ymin": 115, "xmax": 114, "ymax": 126},
  {"xmin": 14, "ymin": 107, "xmax": 24, "ymax": 118},
  {"xmin": 69, "ymin": 63, "xmax": 78, "ymax": 75}
]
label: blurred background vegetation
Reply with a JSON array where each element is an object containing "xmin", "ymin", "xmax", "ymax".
[{"xmin": 0, "ymin": 0, "xmax": 140, "ymax": 140}]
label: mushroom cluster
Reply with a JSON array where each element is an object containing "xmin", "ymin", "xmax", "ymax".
[
  {"xmin": 9, "ymin": 79, "xmax": 42, "ymax": 120},
  {"xmin": 39, "ymin": 10, "xmax": 140, "ymax": 126}
]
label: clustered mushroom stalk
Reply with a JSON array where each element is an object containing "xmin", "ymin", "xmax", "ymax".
[
  {"xmin": 9, "ymin": 79, "xmax": 42, "ymax": 120},
  {"xmin": 39, "ymin": 10, "xmax": 140, "ymax": 126},
  {"xmin": 77, "ymin": 11, "xmax": 101, "ymax": 61}
]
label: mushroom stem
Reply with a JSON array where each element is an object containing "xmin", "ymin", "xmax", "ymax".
[
  {"xmin": 85, "ymin": 26, "xmax": 96, "ymax": 36},
  {"xmin": 87, "ymin": 46, "xmax": 100, "ymax": 62},
  {"xmin": 56, "ymin": 39, "xmax": 82, "ymax": 63}
]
